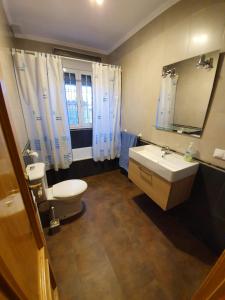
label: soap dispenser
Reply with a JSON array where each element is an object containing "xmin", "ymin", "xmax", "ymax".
[{"xmin": 184, "ymin": 142, "xmax": 195, "ymax": 162}]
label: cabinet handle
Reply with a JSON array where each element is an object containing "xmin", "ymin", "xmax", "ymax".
[{"xmin": 139, "ymin": 167, "xmax": 152, "ymax": 176}]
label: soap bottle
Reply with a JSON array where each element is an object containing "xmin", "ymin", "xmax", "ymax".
[{"xmin": 184, "ymin": 142, "xmax": 194, "ymax": 162}]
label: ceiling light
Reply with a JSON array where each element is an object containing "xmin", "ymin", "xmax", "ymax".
[
  {"xmin": 196, "ymin": 54, "xmax": 214, "ymax": 69},
  {"xmin": 192, "ymin": 34, "xmax": 208, "ymax": 44},
  {"xmin": 96, "ymin": 0, "xmax": 104, "ymax": 5}
]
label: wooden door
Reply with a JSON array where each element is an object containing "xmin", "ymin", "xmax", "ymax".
[
  {"xmin": 0, "ymin": 121, "xmax": 41, "ymax": 299},
  {"xmin": 0, "ymin": 84, "xmax": 58, "ymax": 299},
  {"xmin": 192, "ymin": 250, "xmax": 225, "ymax": 300}
]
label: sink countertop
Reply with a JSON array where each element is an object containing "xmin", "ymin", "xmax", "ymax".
[{"xmin": 129, "ymin": 144, "xmax": 199, "ymax": 182}]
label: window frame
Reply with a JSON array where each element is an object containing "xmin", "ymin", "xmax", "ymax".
[{"xmin": 64, "ymin": 67, "xmax": 93, "ymax": 130}]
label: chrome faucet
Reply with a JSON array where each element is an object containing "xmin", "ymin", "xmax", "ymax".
[{"xmin": 161, "ymin": 146, "xmax": 170, "ymax": 157}]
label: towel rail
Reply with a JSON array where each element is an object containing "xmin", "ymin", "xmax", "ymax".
[{"xmin": 123, "ymin": 129, "xmax": 142, "ymax": 138}]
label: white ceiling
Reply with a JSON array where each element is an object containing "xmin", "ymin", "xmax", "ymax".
[{"xmin": 3, "ymin": 0, "xmax": 179, "ymax": 54}]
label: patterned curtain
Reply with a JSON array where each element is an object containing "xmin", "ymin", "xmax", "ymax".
[
  {"xmin": 92, "ymin": 63, "xmax": 121, "ymax": 161},
  {"xmin": 156, "ymin": 75, "xmax": 179, "ymax": 130},
  {"xmin": 13, "ymin": 50, "xmax": 72, "ymax": 171}
]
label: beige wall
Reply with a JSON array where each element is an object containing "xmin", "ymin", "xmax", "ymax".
[
  {"xmin": 173, "ymin": 50, "xmax": 219, "ymax": 128},
  {"xmin": 14, "ymin": 38, "xmax": 107, "ymax": 62},
  {"xmin": 109, "ymin": 0, "xmax": 225, "ymax": 169},
  {"xmin": 0, "ymin": 0, "xmax": 28, "ymax": 153}
]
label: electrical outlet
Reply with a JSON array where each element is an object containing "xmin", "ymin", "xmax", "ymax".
[{"xmin": 213, "ymin": 148, "xmax": 225, "ymax": 160}]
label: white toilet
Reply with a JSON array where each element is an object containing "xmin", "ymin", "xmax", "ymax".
[{"xmin": 26, "ymin": 162, "xmax": 87, "ymax": 220}]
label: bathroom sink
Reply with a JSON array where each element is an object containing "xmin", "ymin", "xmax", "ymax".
[
  {"xmin": 129, "ymin": 145, "xmax": 199, "ymax": 182},
  {"xmin": 26, "ymin": 162, "xmax": 45, "ymax": 182}
]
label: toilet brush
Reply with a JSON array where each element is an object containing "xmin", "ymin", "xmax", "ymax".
[{"xmin": 49, "ymin": 206, "xmax": 60, "ymax": 235}]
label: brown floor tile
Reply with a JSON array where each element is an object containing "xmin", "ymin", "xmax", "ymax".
[{"xmin": 46, "ymin": 170, "xmax": 216, "ymax": 300}]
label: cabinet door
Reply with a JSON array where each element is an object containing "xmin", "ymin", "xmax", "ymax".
[{"xmin": 128, "ymin": 159, "xmax": 171, "ymax": 209}]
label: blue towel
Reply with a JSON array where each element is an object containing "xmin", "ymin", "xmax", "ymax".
[{"xmin": 119, "ymin": 131, "xmax": 137, "ymax": 171}]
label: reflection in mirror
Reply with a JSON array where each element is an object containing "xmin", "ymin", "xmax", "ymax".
[{"xmin": 156, "ymin": 50, "xmax": 220, "ymax": 137}]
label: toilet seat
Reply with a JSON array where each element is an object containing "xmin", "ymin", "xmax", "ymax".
[{"xmin": 52, "ymin": 180, "xmax": 87, "ymax": 199}]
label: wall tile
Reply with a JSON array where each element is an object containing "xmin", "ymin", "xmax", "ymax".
[{"xmin": 109, "ymin": 0, "xmax": 225, "ymax": 169}]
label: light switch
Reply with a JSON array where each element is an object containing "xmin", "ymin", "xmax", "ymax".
[{"xmin": 213, "ymin": 148, "xmax": 225, "ymax": 160}]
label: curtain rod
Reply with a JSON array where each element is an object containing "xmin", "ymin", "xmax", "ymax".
[{"xmin": 12, "ymin": 48, "xmax": 120, "ymax": 68}]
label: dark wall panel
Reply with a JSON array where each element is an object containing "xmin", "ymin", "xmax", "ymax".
[
  {"xmin": 46, "ymin": 158, "xmax": 119, "ymax": 186},
  {"xmin": 70, "ymin": 129, "xmax": 92, "ymax": 149},
  {"xmin": 180, "ymin": 164, "xmax": 225, "ymax": 254}
]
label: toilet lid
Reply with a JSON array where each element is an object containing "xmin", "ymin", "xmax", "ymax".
[{"xmin": 52, "ymin": 180, "xmax": 87, "ymax": 199}]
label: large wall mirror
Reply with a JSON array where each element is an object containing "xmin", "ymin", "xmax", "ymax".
[{"xmin": 156, "ymin": 50, "xmax": 220, "ymax": 137}]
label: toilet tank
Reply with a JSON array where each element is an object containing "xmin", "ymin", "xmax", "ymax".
[{"xmin": 26, "ymin": 163, "xmax": 48, "ymax": 202}]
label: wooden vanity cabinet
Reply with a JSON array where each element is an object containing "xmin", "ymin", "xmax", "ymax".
[{"xmin": 128, "ymin": 158, "xmax": 195, "ymax": 210}]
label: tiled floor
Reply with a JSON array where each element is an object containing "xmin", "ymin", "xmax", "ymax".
[{"xmin": 45, "ymin": 170, "xmax": 216, "ymax": 300}]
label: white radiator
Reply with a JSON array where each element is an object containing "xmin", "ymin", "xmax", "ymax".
[{"xmin": 72, "ymin": 147, "xmax": 93, "ymax": 161}]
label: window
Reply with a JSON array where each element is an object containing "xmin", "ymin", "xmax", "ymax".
[{"xmin": 64, "ymin": 69, "xmax": 93, "ymax": 129}]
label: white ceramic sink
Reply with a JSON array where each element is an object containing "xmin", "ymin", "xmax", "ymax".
[{"xmin": 129, "ymin": 144, "xmax": 199, "ymax": 182}]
